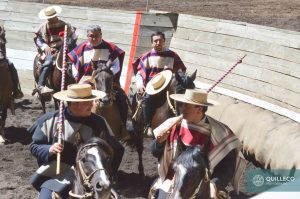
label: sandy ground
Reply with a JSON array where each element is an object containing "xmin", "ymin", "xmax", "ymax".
[{"xmin": 0, "ymin": 96, "xmax": 255, "ymax": 199}]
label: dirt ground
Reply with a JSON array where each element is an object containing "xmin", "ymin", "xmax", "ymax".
[
  {"xmin": 1, "ymin": 0, "xmax": 299, "ymax": 198},
  {"xmin": 1, "ymin": 95, "xmax": 255, "ymax": 199},
  {"xmin": 20, "ymin": 0, "xmax": 300, "ymax": 32}
]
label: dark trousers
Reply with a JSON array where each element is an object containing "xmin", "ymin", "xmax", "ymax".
[
  {"xmin": 142, "ymin": 91, "xmax": 167, "ymax": 127},
  {"xmin": 38, "ymin": 54, "xmax": 53, "ymax": 86},
  {"xmin": 39, "ymin": 187, "xmax": 69, "ymax": 199},
  {"xmin": 107, "ymin": 135, "xmax": 124, "ymax": 174}
]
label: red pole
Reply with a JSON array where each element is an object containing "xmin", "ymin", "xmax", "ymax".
[
  {"xmin": 124, "ymin": 11, "xmax": 142, "ymax": 95},
  {"xmin": 56, "ymin": 25, "xmax": 68, "ymax": 174},
  {"xmin": 207, "ymin": 54, "xmax": 247, "ymax": 93}
]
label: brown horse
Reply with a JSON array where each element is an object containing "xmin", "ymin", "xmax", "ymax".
[
  {"xmin": 0, "ymin": 26, "xmax": 13, "ymax": 144},
  {"xmin": 32, "ymin": 40, "xmax": 76, "ymax": 113},
  {"xmin": 91, "ymin": 62, "xmax": 131, "ymax": 142}
]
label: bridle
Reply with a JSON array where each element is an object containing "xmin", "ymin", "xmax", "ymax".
[
  {"xmin": 69, "ymin": 143, "xmax": 106, "ymax": 199},
  {"xmin": 92, "ymin": 67, "xmax": 115, "ymax": 106}
]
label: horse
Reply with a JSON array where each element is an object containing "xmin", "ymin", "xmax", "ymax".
[
  {"xmin": 91, "ymin": 62, "xmax": 131, "ymax": 142},
  {"xmin": 169, "ymin": 145, "xmax": 210, "ymax": 199},
  {"xmin": 32, "ymin": 35, "xmax": 77, "ymax": 113},
  {"xmin": 0, "ymin": 26, "xmax": 13, "ymax": 144},
  {"xmin": 69, "ymin": 137, "xmax": 119, "ymax": 199}
]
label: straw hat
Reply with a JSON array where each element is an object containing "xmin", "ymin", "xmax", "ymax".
[
  {"xmin": 38, "ymin": 6, "xmax": 62, "ymax": 19},
  {"xmin": 53, "ymin": 84, "xmax": 106, "ymax": 102},
  {"xmin": 170, "ymin": 89, "xmax": 218, "ymax": 106},
  {"xmin": 145, "ymin": 70, "xmax": 172, "ymax": 95}
]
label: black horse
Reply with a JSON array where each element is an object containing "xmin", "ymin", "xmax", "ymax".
[
  {"xmin": 131, "ymin": 70, "xmax": 197, "ymax": 176},
  {"xmin": 69, "ymin": 137, "xmax": 119, "ymax": 199},
  {"xmin": 170, "ymin": 145, "xmax": 210, "ymax": 199}
]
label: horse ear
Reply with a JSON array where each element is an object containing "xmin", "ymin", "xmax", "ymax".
[
  {"xmin": 91, "ymin": 60, "xmax": 98, "ymax": 70},
  {"xmin": 192, "ymin": 145, "xmax": 203, "ymax": 164},
  {"xmin": 190, "ymin": 70, "xmax": 197, "ymax": 81},
  {"xmin": 175, "ymin": 71, "xmax": 182, "ymax": 83}
]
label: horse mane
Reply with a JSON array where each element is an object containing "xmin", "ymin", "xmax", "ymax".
[{"xmin": 0, "ymin": 26, "xmax": 6, "ymax": 45}]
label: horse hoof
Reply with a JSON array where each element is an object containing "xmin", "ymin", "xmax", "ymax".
[{"xmin": 0, "ymin": 135, "xmax": 5, "ymax": 145}]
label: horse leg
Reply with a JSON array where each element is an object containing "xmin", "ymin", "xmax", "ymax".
[
  {"xmin": 0, "ymin": 107, "xmax": 7, "ymax": 144},
  {"xmin": 137, "ymin": 131, "xmax": 145, "ymax": 177}
]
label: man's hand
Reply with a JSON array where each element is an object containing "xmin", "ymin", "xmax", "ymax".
[
  {"xmin": 49, "ymin": 143, "xmax": 63, "ymax": 156},
  {"xmin": 156, "ymin": 130, "xmax": 171, "ymax": 144},
  {"xmin": 44, "ymin": 46, "xmax": 52, "ymax": 55}
]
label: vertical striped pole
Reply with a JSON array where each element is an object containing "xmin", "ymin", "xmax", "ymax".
[
  {"xmin": 124, "ymin": 11, "xmax": 142, "ymax": 95},
  {"xmin": 207, "ymin": 54, "xmax": 247, "ymax": 93},
  {"xmin": 56, "ymin": 25, "xmax": 68, "ymax": 175}
]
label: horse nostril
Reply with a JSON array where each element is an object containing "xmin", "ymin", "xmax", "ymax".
[
  {"xmin": 95, "ymin": 182, "xmax": 103, "ymax": 191},
  {"xmin": 95, "ymin": 182, "xmax": 110, "ymax": 191}
]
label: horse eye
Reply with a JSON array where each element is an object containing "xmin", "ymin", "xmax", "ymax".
[{"xmin": 81, "ymin": 157, "xmax": 86, "ymax": 163}]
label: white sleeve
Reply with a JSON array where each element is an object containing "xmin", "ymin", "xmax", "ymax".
[
  {"xmin": 110, "ymin": 58, "xmax": 120, "ymax": 75},
  {"xmin": 135, "ymin": 72, "xmax": 144, "ymax": 89}
]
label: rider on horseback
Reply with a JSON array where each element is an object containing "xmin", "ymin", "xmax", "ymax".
[
  {"xmin": 34, "ymin": 5, "xmax": 77, "ymax": 94},
  {"xmin": 28, "ymin": 84, "xmax": 124, "ymax": 199},
  {"xmin": 0, "ymin": 26, "xmax": 23, "ymax": 99},
  {"xmin": 68, "ymin": 25, "xmax": 128, "ymax": 128},
  {"xmin": 133, "ymin": 31, "xmax": 186, "ymax": 136},
  {"xmin": 150, "ymin": 89, "xmax": 241, "ymax": 199}
]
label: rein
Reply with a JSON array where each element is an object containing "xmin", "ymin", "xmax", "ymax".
[{"xmin": 69, "ymin": 143, "xmax": 105, "ymax": 199}]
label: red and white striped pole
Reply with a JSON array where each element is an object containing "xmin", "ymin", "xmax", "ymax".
[
  {"xmin": 207, "ymin": 54, "xmax": 247, "ymax": 93},
  {"xmin": 56, "ymin": 25, "xmax": 68, "ymax": 174}
]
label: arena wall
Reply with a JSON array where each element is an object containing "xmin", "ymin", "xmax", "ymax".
[{"xmin": 1, "ymin": 0, "xmax": 300, "ymax": 169}]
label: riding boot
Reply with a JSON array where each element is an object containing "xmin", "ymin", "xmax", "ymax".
[
  {"xmin": 37, "ymin": 54, "xmax": 54, "ymax": 94},
  {"xmin": 142, "ymin": 93, "xmax": 154, "ymax": 137},
  {"xmin": 8, "ymin": 60, "xmax": 23, "ymax": 99}
]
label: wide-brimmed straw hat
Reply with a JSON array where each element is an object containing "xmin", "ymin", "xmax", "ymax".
[
  {"xmin": 145, "ymin": 70, "xmax": 173, "ymax": 95},
  {"xmin": 170, "ymin": 89, "xmax": 218, "ymax": 106},
  {"xmin": 38, "ymin": 6, "xmax": 62, "ymax": 19},
  {"xmin": 53, "ymin": 84, "xmax": 106, "ymax": 102}
]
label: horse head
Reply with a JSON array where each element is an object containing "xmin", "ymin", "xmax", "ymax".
[
  {"xmin": 174, "ymin": 69, "xmax": 197, "ymax": 94},
  {"xmin": 170, "ymin": 145, "xmax": 210, "ymax": 199},
  {"xmin": 92, "ymin": 60, "xmax": 114, "ymax": 106},
  {"xmin": 70, "ymin": 137, "xmax": 114, "ymax": 199}
]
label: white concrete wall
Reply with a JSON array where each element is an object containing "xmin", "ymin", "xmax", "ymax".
[{"xmin": 0, "ymin": 0, "xmax": 177, "ymax": 93}]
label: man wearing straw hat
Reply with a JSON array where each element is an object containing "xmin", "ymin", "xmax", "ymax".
[
  {"xmin": 150, "ymin": 89, "xmax": 241, "ymax": 199},
  {"xmin": 133, "ymin": 31, "xmax": 186, "ymax": 136},
  {"xmin": 28, "ymin": 84, "xmax": 124, "ymax": 199},
  {"xmin": 34, "ymin": 5, "xmax": 77, "ymax": 94}
]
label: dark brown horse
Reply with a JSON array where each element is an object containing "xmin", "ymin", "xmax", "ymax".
[
  {"xmin": 32, "ymin": 37, "xmax": 76, "ymax": 113},
  {"xmin": 0, "ymin": 26, "xmax": 13, "ymax": 144},
  {"xmin": 69, "ymin": 137, "xmax": 119, "ymax": 199},
  {"xmin": 91, "ymin": 62, "xmax": 131, "ymax": 142}
]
